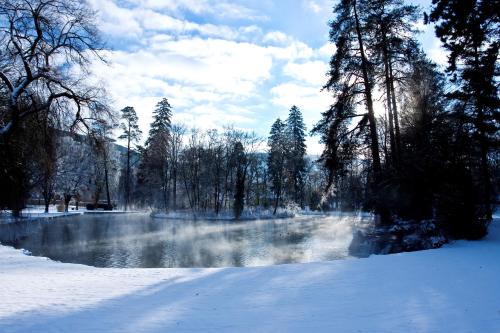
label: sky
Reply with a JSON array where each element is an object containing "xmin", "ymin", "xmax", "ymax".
[{"xmin": 88, "ymin": 0, "xmax": 445, "ymax": 154}]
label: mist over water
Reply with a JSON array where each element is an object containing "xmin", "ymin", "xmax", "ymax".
[{"xmin": 4, "ymin": 213, "xmax": 373, "ymax": 268}]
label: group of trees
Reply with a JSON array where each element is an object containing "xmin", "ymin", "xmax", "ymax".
[
  {"xmin": 268, "ymin": 106, "xmax": 308, "ymax": 213},
  {"xmin": 132, "ymin": 102, "xmax": 328, "ymax": 217},
  {"xmin": 313, "ymin": 0, "xmax": 498, "ymax": 238}
]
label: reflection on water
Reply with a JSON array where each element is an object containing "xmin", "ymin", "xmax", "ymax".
[{"xmin": 4, "ymin": 213, "xmax": 373, "ymax": 268}]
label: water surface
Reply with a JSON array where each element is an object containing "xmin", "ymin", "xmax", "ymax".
[{"xmin": 2, "ymin": 213, "xmax": 373, "ymax": 268}]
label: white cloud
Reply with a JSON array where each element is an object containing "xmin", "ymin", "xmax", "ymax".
[
  {"xmin": 176, "ymin": 104, "xmax": 256, "ymax": 131},
  {"xmin": 91, "ymin": 36, "xmax": 318, "ymax": 143},
  {"xmin": 138, "ymin": 0, "xmax": 267, "ymax": 21},
  {"xmin": 267, "ymin": 41, "xmax": 315, "ymax": 60},
  {"xmin": 89, "ymin": 0, "xmax": 143, "ymax": 39},
  {"xmin": 317, "ymin": 42, "xmax": 336, "ymax": 58},
  {"xmin": 89, "ymin": 0, "xmax": 330, "ymax": 153},
  {"xmin": 145, "ymin": 38, "xmax": 274, "ymax": 95},
  {"xmin": 283, "ymin": 60, "xmax": 328, "ymax": 86},
  {"xmin": 304, "ymin": 0, "xmax": 322, "ymax": 13},
  {"xmin": 136, "ymin": 9, "xmax": 240, "ymax": 39},
  {"xmin": 271, "ymin": 83, "xmax": 330, "ymax": 112},
  {"xmin": 89, "ymin": 0, "xmax": 261, "ymax": 41},
  {"xmin": 263, "ymin": 31, "xmax": 292, "ymax": 45}
]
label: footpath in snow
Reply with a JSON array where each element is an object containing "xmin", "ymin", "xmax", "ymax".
[{"xmin": 0, "ymin": 217, "xmax": 499, "ymax": 332}]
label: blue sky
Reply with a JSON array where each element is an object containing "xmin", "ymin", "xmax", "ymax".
[{"xmin": 89, "ymin": 0, "xmax": 444, "ymax": 154}]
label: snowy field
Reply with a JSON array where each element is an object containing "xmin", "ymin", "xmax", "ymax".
[{"xmin": 0, "ymin": 216, "xmax": 499, "ymax": 332}]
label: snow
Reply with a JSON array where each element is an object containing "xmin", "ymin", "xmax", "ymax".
[
  {"xmin": 0, "ymin": 216, "xmax": 499, "ymax": 332},
  {"xmin": 151, "ymin": 208, "xmax": 296, "ymax": 221},
  {"xmin": 0, "ymin": 206, "xmax": 140, "ymax": 224},
  {"xmin": 151, "ymin": 208, "xmax": 370, "ymax": 221}
]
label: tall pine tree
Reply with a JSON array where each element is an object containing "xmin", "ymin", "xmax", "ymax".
[
  {"xmin": 286, "ymin": 105, "xmax": 307, "ymax": 207},
  {"xmin": 317, "ymin": 0, "xmax": 387, "ymax": 219},
  {"xmin": 364, "ymin": 0, "xmax": 420, "ymax": 166},
  {"xmin": 118, "ymin": 106, "xmax": 142, "ymax": 211},
  {"xmin": 139, "ymin": 98, "xmax": 173, "ymax": 210},
  {"xmin": 268, "ymin": 118, "xmax": 288, "ymax": 214}
]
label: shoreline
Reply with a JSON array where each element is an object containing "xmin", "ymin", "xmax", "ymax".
[{"xmin": 0, "ymin": 210, "xmax": 143, "ymax": 224}]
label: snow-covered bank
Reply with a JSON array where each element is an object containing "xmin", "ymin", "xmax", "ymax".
[
  {"xmin": 0, "ymin": 206, "xmax": 141, "ymax": 224},
  {"xmin": 151, "ymin": 209, "xmax": 295, "ymax": 221},
  {"xmin": 150, "ymin": 208, "xmax": 361, "ymax": 221},
  {"xmin": 0, "ymin": 218, "xmax": 499, "ymax": 332}
]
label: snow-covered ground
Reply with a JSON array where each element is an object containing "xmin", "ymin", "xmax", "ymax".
[
  {"xmin": 0, "ymin": 216, "xmax": 499, "ymax": 332},
  {"xmin": 0, "ymin": 205, "xmax": 140, "ymax": 224}
]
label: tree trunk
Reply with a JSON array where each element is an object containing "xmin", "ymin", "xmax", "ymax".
[
  {"xmin": 382, "ymin": 36, "xmax": 397, "ymax": 166},
  {"xmin": 43, "ymin": 190, "xmax": 51, "ymax": 213},
  {"xmin": 353, "ymin": 0, "xmax": 381, "ymax": 177},
  {"xmin": 172, "ymin": 166, "xmax": 177, "ymax": 211},
  {"xmin": 273, "ymin": 193, "xmax": 280, "ymax": 215},
  {"xmin": 64, "ymin": 194, "xmax": 71, "ymax": 212},
  {"xmin": 42, "ymin": 182, "xmax": 52, "ymax": 213},
  {"xmin": 388, "ymin": 60, "xmax": 402, "ymax": 160},
  {"xmin": 104, "ymin": 160, "xmax": 111, "ymax": 208},
  {"xmin": 125, "ymin": 131, "xmax": 131, "ymax": 211},
  {"xmin": 0, "ymin": 141, "xmax": 24, "ymax": 218},
  {"xmin": 474, "ymin": 47, "xmax": 492, "ymax": 218}
]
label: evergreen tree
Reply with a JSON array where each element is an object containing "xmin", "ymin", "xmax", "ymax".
[
  {"xmin": 139, "ymin": 98, "xmax": 173, "ymax": 210},
  {"xmin": 146, "ymin": 98, "xmax": 173, "ymax": 148},
  {"xmin": 267, "ymin": 118, "xmax": 288, "ymax": 214},
  {"xmin": 395, "ymin": 52, "xmax": 448, "ymax": 220},
  {"xmin": 118, "ymin": 106, "xmax": 142, "ymax": 211},
  {"xmin": 426, "ymin": 0, "xmax": 499, "ymax": 219},
  {"xmin": 285, "ymin": 105, "xmax": 307, "ymax": 207},
  {"xmin": 324, "ymin": 0, "xmax": 382, "ymax": 178},
  {"xmin": 364, "ymin": 0, "xmax": 420, "ymax": 166},
  {"xmin": 318, "ymin": 0, "xmax": 389, "ymax": 220}
]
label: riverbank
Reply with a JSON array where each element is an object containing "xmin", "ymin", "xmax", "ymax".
[
  {"xmin": 0, "ymin": 214, "xmax": 498, "ymax": 332},
  {"xmin": 150, "ymin": 209, "xmax": 368, "ymax": 221},
  {"xmin": 150, "ymin": 209, "xmax": 296, "ymax": 221},
  {"xmin": 0, "ymin": 206, "xmax": 142, "ymax": 224}
]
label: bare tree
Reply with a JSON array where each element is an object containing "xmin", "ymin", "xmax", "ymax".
[
  {"xmin": 56, "ymin": 135, "xmax": 92, "ymax": 212},
  {"xmin": 0, "ymin": 0, "xmax": 110, "ymax": 142},
  {"xmin": 169, "ymin": 124, "xmax": 186, "ymax": 211}
]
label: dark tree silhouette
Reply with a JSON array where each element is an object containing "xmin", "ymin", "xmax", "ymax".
[
  {"xmin": 119, "ymin": 106, "xmax": 142, "ymax": 211},
  {"xmin": 285, "ymin": 105, "xmax": 307, "ymax": 207},
  {"xmin": 427, "ymin": 0, "xmax": 499, "ymax": 219}
]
